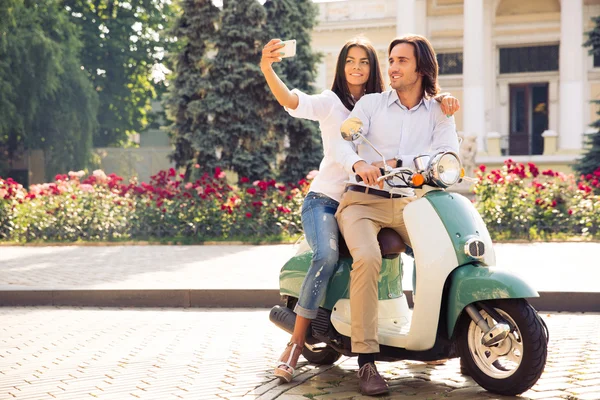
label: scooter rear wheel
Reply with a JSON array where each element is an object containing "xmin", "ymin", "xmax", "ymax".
[
  {"xmin": 302, "ymin": 343, "xmax": 342, "ymax": 365},
  {"xmin": 456, "ymin": 299, "xmax": 547, "ymax": 396}
]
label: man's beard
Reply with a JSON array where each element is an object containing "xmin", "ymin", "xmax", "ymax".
[{"xmin": 390, "ymin": 75, "xmax": 419, "ymax": 92}]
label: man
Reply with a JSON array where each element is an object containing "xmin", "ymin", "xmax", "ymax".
[{"xmin": 334, "ymin": 35, "xmax": 460, "ymax": 396}]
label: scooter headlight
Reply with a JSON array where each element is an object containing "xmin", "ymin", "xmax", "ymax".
[{"xmin": 429, "ymin": 152, "xmax": 461, "ymax": 188}]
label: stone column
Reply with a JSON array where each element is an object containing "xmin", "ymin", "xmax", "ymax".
[
  {"xmin": 463, "ymin": 0, "xmax": 486, "ymax": 152},
  {"xmin": 559, "ymin": 0, "xmax": 585, "ymax": 152},
  {"xmin": 396, "ymin": 0, "xmax": 426, "ymax": 37},
  {"xmin": 396, "ymin": 0, "xmax": 415, "ymax": 36}
]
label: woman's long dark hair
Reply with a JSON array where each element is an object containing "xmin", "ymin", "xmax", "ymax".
[{"xmin": 331, "ymin": 37, "xmax": 385, "ymax": 111}]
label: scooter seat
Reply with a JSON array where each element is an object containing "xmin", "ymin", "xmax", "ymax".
[{"xmin": 339, "ymin": 228, "xmax": 406, "ymax": 260}]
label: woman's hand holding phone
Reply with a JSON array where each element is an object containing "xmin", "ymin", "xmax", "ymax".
[{"xmin": 260, "ymin": 39, "xmax": 296, "ymax": 72}]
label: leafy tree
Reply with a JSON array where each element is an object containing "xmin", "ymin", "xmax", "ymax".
[
  {"xmin": 0, "ymin": 0, "xmax": 98, "ymax": 180},
  {"xmin": 165, "ymin": 0, "xmax": 219, "ymax": 179},
  {"xmin": 202, "ymin": 0, "xmax": 274, "ymax": 180},
  {"xmin": 263, "ymin": 0, "xmax": 323, "ymax": 182},
  {"xmin": 61, "ymin": 0, "xmax": 177, "ymax": 147},
  {"xmin": 578, "ymin": 16, "xmax": 600, "ymax": 175}
]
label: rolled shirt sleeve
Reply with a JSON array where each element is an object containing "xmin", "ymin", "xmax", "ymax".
[{"xmin": 285, "ymin": 89, "xmax": 336, "ymax": 122}]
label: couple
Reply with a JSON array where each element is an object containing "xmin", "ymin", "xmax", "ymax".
[{"xmin": 261, "ymin": 34, "xmax": 460, "ymax": 396}]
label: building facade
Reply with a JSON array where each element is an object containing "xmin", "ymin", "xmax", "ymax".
[{"xmin": 310, "ymin": 0, "xmax": 600, "ymax": 172}]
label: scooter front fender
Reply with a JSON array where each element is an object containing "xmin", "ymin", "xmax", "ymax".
[{"xmin": 447, "ymin": 263, "xmax": 539, "ymax": 337}]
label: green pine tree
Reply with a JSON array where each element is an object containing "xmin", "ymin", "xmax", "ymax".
[
  {"xmin": 203, "ymin": 0, "xmax": 275, "ymax": 180},
  {"xmin": 165, "ymin": 0, "xmax": 219, "ymax": 179},
  {"xmin": 264, "ymin": 0, "xmax": 323, "ymax": 183},
  {"xmin": 577, "ymin": 16, "xmax": 600, "ymax": 175}
]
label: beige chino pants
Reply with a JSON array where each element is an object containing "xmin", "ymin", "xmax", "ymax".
[{"xmin": 335, "ymin": 189, "xmax": 415, "ymax": 354}]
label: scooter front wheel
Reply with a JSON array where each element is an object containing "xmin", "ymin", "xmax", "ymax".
[{"xmin": 456, "ymin": 299, "xmax": 547, "ymax": 396}]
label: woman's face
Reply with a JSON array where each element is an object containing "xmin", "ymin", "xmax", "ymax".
[{"xmin": 344, "ymin": 46, "xmax": 370, "ymax": 88}]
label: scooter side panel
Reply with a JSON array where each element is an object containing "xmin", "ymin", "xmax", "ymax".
[
  {"xmin": 279, "ymin": 253, "xmax": 402, "ymax": 310},
  {"xmin": 446, "ymin": 264, "xmax": 539, "ymax": 336}
]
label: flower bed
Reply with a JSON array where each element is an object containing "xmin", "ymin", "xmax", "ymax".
[
  {"xmin": 1, "ymin": 161, "xmax": 599, "ymax": 243},
  {"xmin": 474, "ymin": 160, "xmax": 600, "ymax": 240},
  {"xmin": 0, "ymin": 166, "xmax": 308, "ymax": 243}
]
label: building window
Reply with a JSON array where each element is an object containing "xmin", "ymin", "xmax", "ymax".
[
  {"xmin": 499, "ymin": 45, "xmax": 559, "ymax": 74},
  {"xmin": 437, "ymin": 52, "xmax": 463, "ymax": 75}
]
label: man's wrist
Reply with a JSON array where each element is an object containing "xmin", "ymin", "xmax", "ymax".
[{"xmin": 352, "ymin": 160, "xmax": 367, "ymax": 172}]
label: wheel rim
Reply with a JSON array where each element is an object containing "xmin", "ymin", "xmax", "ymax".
[{"xmin": 467, "ymin": 308, "xmax": 523, "ymax": 379}]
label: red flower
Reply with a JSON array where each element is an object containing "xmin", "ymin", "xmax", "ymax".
[
  {"xmin": 168, "ymin": 168, "xmax": 176, "ymax": 177},
  {"xmin": 550, "ymin": 200, "xmax": 557, "ymax": 208},
  {"xmin": 277, "ymin": 185, "xmax": 287, "ymax": 192},
  {"xmin": 568, "ymin": 209, "xmax": 573, "ymax": 215},
  {"xmin": 246, "ymin": 187, "xmax": 257, "ymax": 195},
  {"xmin": 240, "ymin": 177, "xmax": 250, "ymax": 183},
  {"xmin": 478, "ymin": 165, "xmax": 486, "ymax": 173},
  {"xmin": 245, "ymin": 212, "xmax": 252, "ymax": 218}
]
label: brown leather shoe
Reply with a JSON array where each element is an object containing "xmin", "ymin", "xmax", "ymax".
[{"xmin": 357, "ymin": 363, "xmax": 389, "ymax": 396}]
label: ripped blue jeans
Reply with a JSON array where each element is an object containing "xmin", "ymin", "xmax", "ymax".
[{"xmin": 294, "ymin": 192, "xmax": 340, "ymax": 320}]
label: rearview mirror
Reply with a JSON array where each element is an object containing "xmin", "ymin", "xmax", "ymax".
[{"xmin": 340, "ymin": 117, "xmax": 363, "ymax": 141}]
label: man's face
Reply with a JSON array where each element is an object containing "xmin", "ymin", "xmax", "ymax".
[{"xmin": 388, "ymin": 43, "xmax": 421, "ymax": 92}]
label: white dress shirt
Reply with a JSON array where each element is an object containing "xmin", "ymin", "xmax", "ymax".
[
  {"xmin": 285, "ymin": 89, "xmax": 354, "ymax": 202},
  {"xmin": 335, "ymin": 90, "xmax": 460, "ymax": 196}
]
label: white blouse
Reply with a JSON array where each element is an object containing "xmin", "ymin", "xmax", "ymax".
[{"xmin": 286, "ymin": 89, "xmax": 352, "ymax": 202}]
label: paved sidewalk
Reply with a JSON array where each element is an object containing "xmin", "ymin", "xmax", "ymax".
[
  {"xmin": 0, "ymin": 307, "xmax": 599, "ymax": 400},
  {"xmin": 0, "ymin": 242, "xmax": 599, "ymax": 291},
  {"xmin": 0, "ymin": 243, "xmax": 599, "ymax": 310}
]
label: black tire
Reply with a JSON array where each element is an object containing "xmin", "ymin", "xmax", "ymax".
[
  {"xmin": 457, "ymin": 299, "xmax": 547, "ymax": 396},
  {"xmin": 302, "ymin": 345, "xmax": 342, "ymax": 365}
]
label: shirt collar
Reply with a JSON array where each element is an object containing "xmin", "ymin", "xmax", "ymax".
[{"xmin": 387, "ymin": 90, "xmax": 430, "ymax": 111}]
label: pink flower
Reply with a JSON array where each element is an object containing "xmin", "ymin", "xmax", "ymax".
[
  {"xmin": 79, "ymin": 184, "xmax": 94, "ymax": 193},
  {"xmin": 194, "ymin": 164, "xmax": 200, "ymax": 169},
  {"xmin": 185, "ymin": 182, "xmax": 193, "ymax": 190}
]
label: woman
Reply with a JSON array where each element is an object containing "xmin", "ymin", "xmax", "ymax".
[{"xmin": 260, "ymin": 37, "xmax": 460, "ymax": 383}]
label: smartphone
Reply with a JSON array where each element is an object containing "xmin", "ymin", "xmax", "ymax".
[{"xmin": 279, "ymin": 39, "xmax": 296, "ymax": 58}]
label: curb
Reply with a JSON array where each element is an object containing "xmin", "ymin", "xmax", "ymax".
[{"xmin": 0, "ymin": 289, "xmax": 598, "ymax": 312}]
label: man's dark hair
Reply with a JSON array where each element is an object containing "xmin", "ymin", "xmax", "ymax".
[{"xmin": 388, "ymin": 35, "xmax": 440, "ymax": 98}]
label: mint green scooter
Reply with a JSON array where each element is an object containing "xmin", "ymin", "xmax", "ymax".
[{"xmin": 269, "ymin": 117, "xmax": 548, "ymax": 396}]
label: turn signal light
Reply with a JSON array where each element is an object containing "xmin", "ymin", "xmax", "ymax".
[
  {"xmin": 460, "ymin": 168, "xmax": 465, "ymax": 178},
  {"xmin": 412, "ymin": 173, "xmax": 425, "ymax": 187}
]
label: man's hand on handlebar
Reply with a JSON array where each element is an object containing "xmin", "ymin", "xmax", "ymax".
[{"xmin": 353, "ymin": 161, "xmax": 383, "ymax": 188}]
